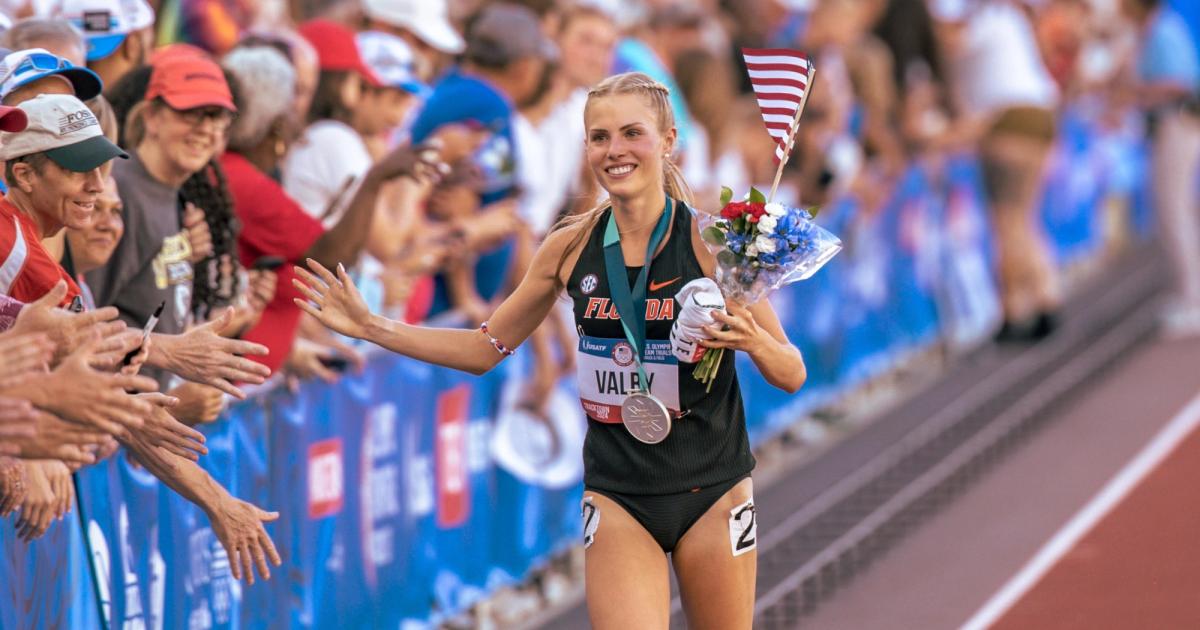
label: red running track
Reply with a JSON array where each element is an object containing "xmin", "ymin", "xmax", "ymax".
[{"xmin": 965, "ymin": 388, "xmax": 1200, "ymax": 630}]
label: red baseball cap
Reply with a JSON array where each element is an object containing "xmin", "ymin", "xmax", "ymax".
[
  {"xmin": 299, "ymin": 19, "xmax": 381, "ymax": 87},
  {"xmin": 0, "ymin": 105, "xmax": 27, "ymax": 132},
  {"xmin": 146, "ymin": 54, "xmax": 237, "ymax": 112}
]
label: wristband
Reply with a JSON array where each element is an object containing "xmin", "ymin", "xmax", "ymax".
[{"xmin": 480, "ymin": 321, "xmax": 514, "ymax": 357}]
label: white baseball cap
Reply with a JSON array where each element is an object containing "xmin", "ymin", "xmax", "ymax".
[
  {"xmin": 57, "ymin": 0, "xmax": 156, "ymax": 61},
  {"xmin": 361, "ymin": 0, "xmax": 465, "ymax": 54},
  {"xmin": 0, "ymin": 48, "xmax": 103, "ymax": 103},
  {"xmin": 0, "ymin": 93, "xmax": 127, "ymax": 171},
  {"xmin": 355, "ymin": 31, "xmax": 428, "ymax": 97}
]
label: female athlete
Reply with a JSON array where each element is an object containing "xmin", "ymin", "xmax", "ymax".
[{"xmin": 293, "ymin": 72, "xmax": 806, "ymax": 629}]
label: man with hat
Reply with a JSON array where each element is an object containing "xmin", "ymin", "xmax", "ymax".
[
  {"xmin": 0, "ymin": 93, "xmax": 125, "ymax": 305},
  {"xmin": 409, "ymin": 2, "xmax": 558, "ymax": 318}
]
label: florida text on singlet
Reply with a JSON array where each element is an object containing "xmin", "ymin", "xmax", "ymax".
[{"xmin": 567, "ymin": 201, "xmax": 755, "ymax": 495}]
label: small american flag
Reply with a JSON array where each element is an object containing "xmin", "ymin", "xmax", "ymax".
[{"xmin": 741, "ymin": 48, "xmax": 814, "ymax": 163}]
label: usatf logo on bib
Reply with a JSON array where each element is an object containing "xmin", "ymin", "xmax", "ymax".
[{"xmin": 580, "ymin": 273, "xmax": 598, "ymax": 295}]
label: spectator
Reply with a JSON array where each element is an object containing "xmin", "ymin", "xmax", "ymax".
[
  {"xmin": 352, "ymin": 30, "xmax": 427, "ymax": 157},
  {"xmin": 3, "ymin": 17, "xmax": 86, "ymax": 65},
  {"xmin": 933, "ymin": 0, "xmax": 1063, "ymax": 341},
  {"xmin": 56, "ymin": 0, "xmax": 155, "ymax": 93},
  {"xmin": 0, "ymin": 94, "xmax": 122, "ymax": 305},
  {"xmin": 514, "ymin": 2, "xmax": 619, "ymax": 235},
  {"xmin": 222, "ymin": 43, "xmax": 443, "ymax": 372},
  {"xmin": 361, "ymin": 0, "xmax": 465, "ymax": 81},
  {"xmin": 283, "ymin": 19, "xmax": 381, "ymax": 227},
  {"xmin": 410, "ymin": 2, "xmax": 556, "ymax": 319},
  {"xmin": 1121, "ymin": 0, "xmax": 1200, "ymax": 336},
  {"xmin": 85, "ymin": 53, "xmax": 235, "ymax": 386}
]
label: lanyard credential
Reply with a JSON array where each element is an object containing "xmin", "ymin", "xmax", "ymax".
[{"xmin": 602, "ymin": 196, "xmax": 673, "ymax": 391}]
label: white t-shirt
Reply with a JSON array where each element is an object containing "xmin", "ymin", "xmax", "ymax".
[
  {"xmin": 282, "ymin": 120, "xmax": 373, "ymax": 229},
  {"xmin": 952, "ymin": 2, "xmax": 1058, "ymax": 117},
  {"xmin": 515, "ymin": 89, "xmax": 587, "ymax": 237}
]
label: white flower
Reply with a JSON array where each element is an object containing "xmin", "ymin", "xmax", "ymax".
[
  {"xmin": 746, "ymin": 242, "xmax": 759, "ymax": 257},
  {"xmin": 765, "ymin": 202, "xmax": 786, "ymax": 218},
  {"xmin": 755, "ymin": 234, "xmax": 778, "ymax": 253},
  {"xmin": 757, "ymin": 215, "xmax": 778, "ymax": 233}
]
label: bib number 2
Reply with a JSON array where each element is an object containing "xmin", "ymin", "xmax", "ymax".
[{"xmin": 729, "ymin": 498, "xmax": 757, "ymax": 557}]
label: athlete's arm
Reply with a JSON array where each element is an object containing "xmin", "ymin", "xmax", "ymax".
[
  {"xmin": 293, "ymin": 224, "xmax": 585, "ymax": 376},
  {"xmin": 688, "ymin": 213, "xmax": 807, "ymax": 393}
]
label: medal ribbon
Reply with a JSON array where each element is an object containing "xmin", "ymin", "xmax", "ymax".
[{"xmin": 602, "ymin": 196, "xmax": 673, "ymax": 393}]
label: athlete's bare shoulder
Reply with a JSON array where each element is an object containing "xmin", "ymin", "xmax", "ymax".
[{"xmin": 536, "ymin": 212, "xmax": 604, "ymax": 287}]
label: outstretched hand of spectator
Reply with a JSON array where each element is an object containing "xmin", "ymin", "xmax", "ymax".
[
  {"xmin": 16, "ymin": 460, "xmax": 73, "ymax": 542},
  {"xmin": 206, "ymin": 496, "xmax": 281, "ymax": 585},
  {"xmin": 430, "ymin": 123, "xmax": 490, "ymax": 163},
  {"xmin": 9, "ymin": 336, "xmax": 158, "ymax": 437},
  {"xmin": 9, "ymin": 281, "xmax": 126, "ymax": 365},
  {"xmin": 0, "ymin": 333, "xmax": 53, "ymax": 388},
  {"xmin": 369, "ymin": 140, "xmax": 450, "ymax": 185},
  {"xmin": 293, "ymin": 260, "xmax": 372, "ymax": 341},
  {"xmin": 150, "ymin": 309, "xmax": 271, "ymax": 399},
  {"xmin": 167, "ymin": 382, "xmax": 226, "ymax": 426},
  {"xmin": 133, "ymin": 393, "xmax": 208, "ymax": 461},
  {"xmin": 0, "ymin": 397, "xmax": 37, "ymax": 454},
  {"xmin": 4, "ymin": 409, "xmax": 112, "ymax": 467}
]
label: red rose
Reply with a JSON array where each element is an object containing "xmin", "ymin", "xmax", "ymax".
[
  {"xmin": 747, "ymin": 203, "xmax": 767, "ymax": 219},
  {"xmin": 720, "ymin": 201, "xmax": 749, "ymax": 220}
]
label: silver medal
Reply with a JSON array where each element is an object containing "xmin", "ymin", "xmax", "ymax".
[{"xmin": 621, "ymin": 391, "xmax": 672, "ymax": 444}]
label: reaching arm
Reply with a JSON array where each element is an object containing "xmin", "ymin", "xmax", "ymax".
[
  {"xmin": 120, "ymin": 434, "xmax": 281, "ymax": 584},
  {"xmin": 292, "ymin": 224, "xmax": 585, "ymax": 375}
]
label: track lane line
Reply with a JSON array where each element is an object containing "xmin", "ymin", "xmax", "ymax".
[{"xmin": 959, "ymin": 388, "xmax": 1200, "ymax": 630}]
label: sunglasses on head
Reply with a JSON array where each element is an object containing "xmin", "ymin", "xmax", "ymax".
[{"xmin": 15, "ymin": 52, "xmax": 71, "ymax": 75}]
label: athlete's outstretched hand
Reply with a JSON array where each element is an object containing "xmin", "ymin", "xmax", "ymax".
[{"xmin": 292, "ymin": 259, "xmax": 373, "ymax": 340}]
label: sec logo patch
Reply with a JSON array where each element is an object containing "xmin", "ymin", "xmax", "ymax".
[{"xmin": 581, "ymin": 273, "xmax": 599, "ymax": 295}]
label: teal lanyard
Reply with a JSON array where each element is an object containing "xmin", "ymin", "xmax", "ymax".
[{"xmin": 602, "ymin": 196, "xmax": 673, "ymax": 392}]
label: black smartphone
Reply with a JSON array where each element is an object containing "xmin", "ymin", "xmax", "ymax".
[
  {"xmin": 121, "ymin": 301, "xmax": 165, "ymax": 367},
  {"xmin": 252, "ymin": 255, "xmax": 286, "ymax": 271},
  {"xmin": 318, "ymin": 355, "xmax": 351, "ymax": 372}
]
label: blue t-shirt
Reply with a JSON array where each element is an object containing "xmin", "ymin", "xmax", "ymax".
[
  {"xmin": 410, "ymin": 68, "xmax": 517, "ymax": 316},
  {"xmin": 1138, "ymin": 7, "xmax": 1200, "ymax": 97}
]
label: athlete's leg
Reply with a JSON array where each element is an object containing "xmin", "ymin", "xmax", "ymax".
[
  {"xmin": 671, "ymin": 477, "xmax": 757, "ymax": 630},
  {"xmin": 583, "ymin": 491, "xmax": 672, "ymax": 630}
]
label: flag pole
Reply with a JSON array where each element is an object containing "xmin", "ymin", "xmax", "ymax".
[{"xmin": 767, "ymin": 65, "xmax": 816, "ymax": 203}]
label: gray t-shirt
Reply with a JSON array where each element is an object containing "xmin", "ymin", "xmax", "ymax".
[{"xmin": 86, "ymin": 152, "xmax": 192, "ymax": 384}]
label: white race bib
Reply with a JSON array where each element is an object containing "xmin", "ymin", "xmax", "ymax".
[{"xmin": 576, "ymin": 335, "xmax": 680, "ymax": 422}]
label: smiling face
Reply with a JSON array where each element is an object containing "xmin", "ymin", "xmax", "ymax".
[
  {"xmin": 66, "ymin": 175, "xmax": 122, "ymax": 273},
  {"xmin": 141, "ymin": 102, "xmax": 232, "ymax": 182},
  {"xmin": 10, "ymin": 154, "xmax": 105, "ymax": 236},
  {"xmin": 584, "ymin": 92, "xmax": 676, "ymax": 202}
]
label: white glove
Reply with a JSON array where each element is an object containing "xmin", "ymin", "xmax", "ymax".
[{"xmin": 670, "ymin": 278, "xmax": 725, "ymax": 363}]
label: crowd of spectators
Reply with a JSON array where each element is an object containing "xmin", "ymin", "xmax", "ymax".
[{"xmin": 0, "ymin": 0, "xmax": 1195, "ymax": 594}]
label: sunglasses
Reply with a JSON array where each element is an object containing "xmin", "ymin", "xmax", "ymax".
[{"xmin": 13, "ymin": 52, "xmax": 72, "ymax": 76}]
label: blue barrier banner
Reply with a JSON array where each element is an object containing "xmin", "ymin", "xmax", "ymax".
[{"xmin": 0, "ymin": 121, "xmax": 1152, "ymax": 627}]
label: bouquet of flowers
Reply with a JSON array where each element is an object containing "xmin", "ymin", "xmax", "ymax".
[{"xmin": 674, "ymin": 185, "xmax": 842, "ymax": 390}]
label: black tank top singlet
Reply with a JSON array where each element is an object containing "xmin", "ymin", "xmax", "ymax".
[{"xmin": 567, "ymin": 201, "xmax": 755, "ymax": 495}]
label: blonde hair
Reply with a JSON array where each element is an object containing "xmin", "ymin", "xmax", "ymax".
[{"xmin": 553, "ymin": 72, "xmax": 694, "ymax": 283}]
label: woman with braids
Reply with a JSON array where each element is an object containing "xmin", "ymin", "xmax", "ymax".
[{"xmin": 295, "ymin": 72, "xmax": 807, "ymax": 628}]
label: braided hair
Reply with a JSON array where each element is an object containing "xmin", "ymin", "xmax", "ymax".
[{"xmin": 108, "ymin": 62, "xmax": 243, "ymax": 320}]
